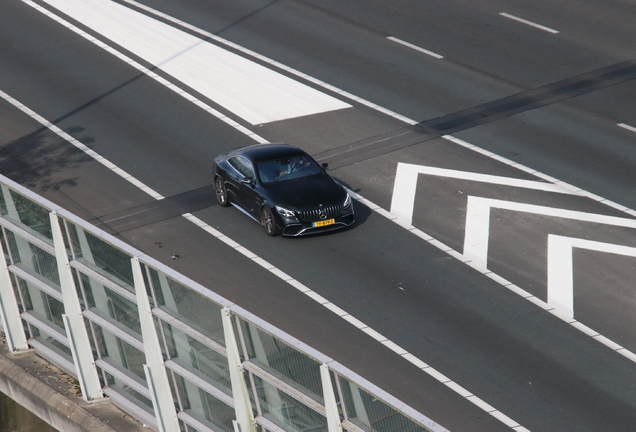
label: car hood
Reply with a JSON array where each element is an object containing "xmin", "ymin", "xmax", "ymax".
[{"xmin": 263, "ymin": 175, "xmax": 345, "ymax": 209}]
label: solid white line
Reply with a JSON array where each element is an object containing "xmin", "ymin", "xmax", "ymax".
[
  {"xmin": 618, "ymin": 123, "xmax": 636, "ymax": 133},
  {"xmin": 387, "ymin": 36, "xmax": 444, "ymax": 59},
  {"xmin": 0, "ymin": 89, "xmax": 166, "ymax": 201},
  {"xmin": 500, "ymin": 12, "xmax": 559, "ymax": 34}
]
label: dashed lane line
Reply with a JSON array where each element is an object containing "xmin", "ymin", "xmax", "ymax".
[
  {"xmin": 500, "ymin": 12, "xmax": 559, "ymax": 34},
  {"xmin": 618, "ymin": 123, "xmax": 636, "ymax": 133},
  {"xmin": 387, "ymin": 36, "xmax": 444, "ymax": 59}
]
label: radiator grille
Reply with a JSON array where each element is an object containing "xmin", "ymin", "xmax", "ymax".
[{"xmin": 297, "ymin": 205, "xmax": 342, "ymax": 222}]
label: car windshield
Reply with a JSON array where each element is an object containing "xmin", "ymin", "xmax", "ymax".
[{"xmin": 257, "ymin": 155, "xmax": 322, "ymax": 183}]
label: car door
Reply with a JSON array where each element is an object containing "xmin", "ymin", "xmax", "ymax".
[{"xmin": 226, "ymin": 156, "xmax": 262, "ymax": 217}]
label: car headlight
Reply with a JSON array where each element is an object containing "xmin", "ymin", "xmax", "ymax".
[
  {"xmin": 276, "ymin": 205, "xmax": 296, "ymax": 219},
  {"xmin": 343, "ymin": 193, "xmax": 352, "ymax": 209}
]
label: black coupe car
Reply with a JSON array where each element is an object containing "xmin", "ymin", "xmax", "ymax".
[{"xmin": 213, "ymin": 144, "xmax": 355, "ymax": 236}]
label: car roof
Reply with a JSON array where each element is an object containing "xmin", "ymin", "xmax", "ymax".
[{"xmin": 231, "ymin": 143, "xmax": 307, "ymax": 163}]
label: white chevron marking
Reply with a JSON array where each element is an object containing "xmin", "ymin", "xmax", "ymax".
[
  {"xmin": 463, "ymin": 196, "xmax": 636, "ymax": 268},
  {"xmin": 390, "ymin": 163, "xmax": 576, "ymax": 225},
  {"xmin": 547, "ymin": 235, "xmax": 636, "ymax": 320}
]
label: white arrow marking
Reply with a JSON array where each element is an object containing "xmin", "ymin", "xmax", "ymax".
[{"xmin": 390, "ymin": 162, "xmax": 577, "ymax": 226}]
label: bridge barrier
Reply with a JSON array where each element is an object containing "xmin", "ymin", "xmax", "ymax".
[{"xmin": 0, "ymin": 174, "xmax": 447, "ymax": 432}]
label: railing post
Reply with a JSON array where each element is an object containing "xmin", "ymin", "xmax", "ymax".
[
  {"xmin": 0, "ymin": 232, "xmax": 29, "ymax": 353},
  {"xmin": 222, "ymin": 308, "xmax": 256, "ymax": 432},
  {"xmin": 321, "ymin": 364, "xmax": 343, "ymax": 432},
  {"xmin": 50, "ymin": 211, "xmax": 105, "ymax": 402},
  {"xmin": 132, "ymin": 257, "xmax": 179, "ymax": 432}
]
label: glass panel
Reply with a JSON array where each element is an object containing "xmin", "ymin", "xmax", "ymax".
[
  {"xmin": 29, "ymin": 324, "xmax": 73, "ymax": 361},
  {"xmin": 173, "ymin": 373, "xmax": 235, "ymax": 432},
  {"xmin": 16, "ymin": 276, "xmax": 64, "ymax": 330},
  {"xmin": 242, "ymin": 320, "xmax": 323, "ymax": 401},
  {"xmin": 6, "ymin": 230, "xmax": 59, "ymax": 287},
  {"xmin": 80, "ymin": 271, "xmax": 141, "ymax": 336},
  {"xmin": 146, "ymin": 266, "xmax": 224, "ymax": 345},
  {"xmin": 250, "ymin": 374, "xmax": 327, "ymax": 432},
  {"xmin": 161, "ymin": 321, "xmax": 231, "ymax": 393},
  {"xmin": 91, "ymin": 323, "xmax": 145, "ymax": 381},
  {"xmin": 67, "ymin": 223, "xmax": 133, "ymax": 289},
  {"xmin": 103, "ymin": 370, "xmax": 154, "ymax": 413},
  {"xmin": 338, "ymin": 376, "xmax": 431, "ymax": 432},
  {"xmin": 0, "ymin": 188, "xmax": 52, "ymax": 240}
]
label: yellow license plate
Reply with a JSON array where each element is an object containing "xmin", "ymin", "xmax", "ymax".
[{"xmin": 313, "ymin": 219, "xmax": 335, "ymax": 227}]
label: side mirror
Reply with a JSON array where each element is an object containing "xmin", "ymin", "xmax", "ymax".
[{"xmin": 321, "ymin": 163, "xmax": 329, "ymax": 171}]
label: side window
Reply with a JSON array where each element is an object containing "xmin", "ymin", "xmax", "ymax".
[{"xmin": 228, "ymin": 156, "xmax": 255, "ymax": 179}]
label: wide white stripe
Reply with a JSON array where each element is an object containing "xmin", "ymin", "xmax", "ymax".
[{"xmin": 42, "ymin": 0, "xmax": 350, "ymax": 125}]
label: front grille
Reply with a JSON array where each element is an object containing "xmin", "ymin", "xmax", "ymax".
[{"xmin": 297, "ymin": 205, "xmax": 342, "ymax": 222}]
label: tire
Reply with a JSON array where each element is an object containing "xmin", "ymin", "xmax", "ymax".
[
  {"xmin": 261, "ymin": 206, "xmax": 278, "ymax": 236},
  {"xmin": 214, "ymin": 176, "xmax": 229, "ymax": 207}
]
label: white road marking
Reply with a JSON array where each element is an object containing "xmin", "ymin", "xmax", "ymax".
[
  {"xmin": 387, "ymin": 36, "xmax": 444, "ymax": 59},
  {"xmin": 120, "ymin": 0, "xmax": 419, "ymax": 126},
  {"xmin": 23, "ymin": 0, "xmax": 269, "ymax": 145},
  {"xmin": 40, "ymin": 0, "xmax": 350, "ymax": 125},
  {"xmin": 500, "ymin": 12, "xmax": 559, "ymax": 34},
  {"xmin": 0, "ymin": 89, "xmax": 166, "ymax": 200},
  {"xmin": 390, "ymin": 162, "xmax": 577, "ymax": 225},
  {"xmin": 547, "ymin": 235, "xmax": 636, "ymax": 319},
  {"xmin": 442, "ymin": 135, "xmax": 636, "ymax": 218},
  {"xmin": 463, "ymin": 196, "xmax": 636, "ymax": 269},
  {"xmin": 618, "ymin": 123, "xmax": 636, "ymax": 133},
  {"xmin": 386, "ymin": 160, "xmax": 636, "ymax": 363}
]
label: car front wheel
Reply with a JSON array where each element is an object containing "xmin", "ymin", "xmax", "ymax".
[
  {"xmin": 214, "ymin": 176, "xmax": 229, "ymax": 207},
  {"xmin": 261, "ymin": 206, "xmax": 278, "ymax": 236}
]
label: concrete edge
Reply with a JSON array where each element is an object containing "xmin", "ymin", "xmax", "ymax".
[{"xmin": 0, "ymin": 332, "xmax": 149, "ymax": 432}]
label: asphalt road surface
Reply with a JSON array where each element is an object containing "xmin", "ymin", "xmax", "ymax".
[{"xmin": 2, "ymin": 1, "xmax": 636, "ymax": 431}]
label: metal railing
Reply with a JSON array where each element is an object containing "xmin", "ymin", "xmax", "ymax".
[{"xmin": 0, "ymin": 175, "xmax": 448, "ymax": 432}]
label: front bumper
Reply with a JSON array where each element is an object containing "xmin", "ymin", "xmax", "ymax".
[{"xmin": 280, "ymin": 212, "xmax": 355, "ymax": 236}]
